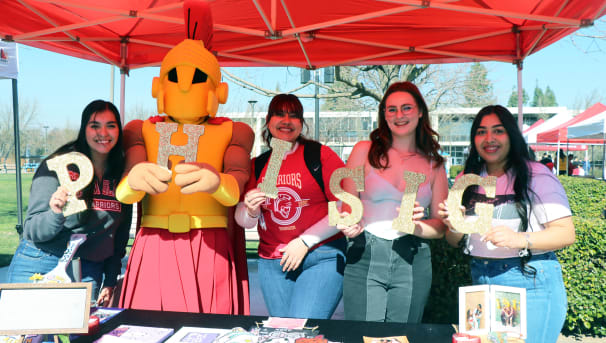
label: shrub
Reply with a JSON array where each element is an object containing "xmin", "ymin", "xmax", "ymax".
[
  {"xmin": 557, "ymin": 176, "xmax": 606, "ymax": 336},
  {"xmin": 423, "ymin": 175, "xmax": 606, "ymax": 337},
  {"xmin": 449, "ymin": 165, "xmax": 464, "ymax": 179}
]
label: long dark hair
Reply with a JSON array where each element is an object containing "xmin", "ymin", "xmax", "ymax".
[
  {"xmin": 368, "ymin": 81, "xmax": 443, "ymax": 169},
  {"xmin": 463, "ymin": 105, "xmax": 536, "ymax": 276},
  {"xmin": 261, "ymin": 93, "xmax": 309, "ymax": 146},
  {"xmin": 37, "ymin": 100, "xmax": 125, "ymax": 205}
]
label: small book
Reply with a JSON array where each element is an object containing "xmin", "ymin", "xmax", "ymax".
[
  {"xmin": 263, "ymin": 317, "xmax": 307, "ymax": 330},
  {"xmin": 164, "ymin": 327, "xmax": 230, "ymax": 343},
  {"xmin": 256, "ymin": 327, "xmax": 317, "ymax": 343},
  {"xmin": 458, "ymin": 285, "xmax": 527, "ymax": 339},
  {"xmin": 94, "ymin": 325, "xmax": 174, "ymax": 343},
  {"xmin": 90, "ymin": 307, "xmax": 124, "ymax": 324},
  {"xmin": 0, "ymin": 335, "xmax": 43, "ymax": 343},
  {"xmin": 363, "ymin": 336, "xmax": 409, "ymax": 343}
]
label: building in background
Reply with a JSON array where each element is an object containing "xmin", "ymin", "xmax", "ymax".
[{"xmin": 228, "ymin": 106, "xmax": 572, "ymax": 167}]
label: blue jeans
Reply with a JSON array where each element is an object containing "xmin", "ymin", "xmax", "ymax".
[
  {"xmin": 257, "ymin": 238, "xmax": 346, "ymax": 319},
  {"xmin": 471, "ymin": 252, "xmax": 567, "ymax": 343},
  {"xmin": 8, "ymin": 239, "xmax": 104, "ymax": 299}
]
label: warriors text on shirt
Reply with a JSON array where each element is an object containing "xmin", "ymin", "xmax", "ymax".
[{"xmin": 262, "ymin": 173, "xmax": 302, "ymax": 190}]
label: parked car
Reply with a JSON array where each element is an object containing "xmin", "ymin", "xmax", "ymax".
[{"xmin": 22, "ymin": 162, "xmax": 40, "ymax": 172}]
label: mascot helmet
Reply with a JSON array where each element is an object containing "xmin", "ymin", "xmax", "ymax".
[{"xmin": 151, "ymin": 1, "xmax": 228, "ymax": 120}]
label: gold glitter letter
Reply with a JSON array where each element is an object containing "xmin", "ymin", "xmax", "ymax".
[
  {"xmin": 155, "ymin": 122, "xmax": 205, "ymax": 167},
  {"xmin": 446, "ymin": 174, "xmax": 497, "ymax": 234},
  {"xmin": 328, "ymin": 166, "xmax": 365, "ymax": 226},
  {"xmin": 392, "ymin": 171, "xmax": 426, "ymax": 233},
  {"xmin": 258, "ymin": 138, "xmax": 292, "ymax": 199},
  {"xmin": 46, "ymin": 152, "xmax": 94, "ymax": 216}
]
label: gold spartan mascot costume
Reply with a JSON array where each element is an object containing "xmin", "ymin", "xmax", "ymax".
[{"xmin": 117, "ymin": 0, "xmax": 253, "ymax": 314}]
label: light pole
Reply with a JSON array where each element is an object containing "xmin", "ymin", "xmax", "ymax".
[
  {"xmin": 248, "ymin": 100, "xmax": 257, "ymax": 121},
  {"xmin": 43, "ymin": 125, "xmax": 49, "ymax": 156},
  {"xmin": 301, "ymin": 67, "xmax": 333, "ymax": 141},
  {"xmin": 248, "ymin": 100, "xmax": 259, "ymax": 154}
]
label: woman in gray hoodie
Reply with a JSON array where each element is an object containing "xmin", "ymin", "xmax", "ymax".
[{"xmin": 8, "ymin": 100, "xmax": 132, "ymax": 306}]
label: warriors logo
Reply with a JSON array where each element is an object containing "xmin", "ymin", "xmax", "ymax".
[{"xmin": 268, "ymin": 186, "xmax": 309, "ymax": 226}]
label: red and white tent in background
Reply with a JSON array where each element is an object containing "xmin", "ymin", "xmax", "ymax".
[
  {"xmin": 568, "ymin": 105, "xmax": 606, "ymax": 140},
  {"xmin": 536, "ymin": 103, "xmax": 606, "ymax": 176},
  {"xmin": 537, "ymin": 103, "xmax": 606, "ymax": 145},
  {"xmin": 524, "ymin": 110, "xmax": 574, "ymax": 144}
]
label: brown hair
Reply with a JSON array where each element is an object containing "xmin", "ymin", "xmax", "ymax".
[
  {"xmin": 368, "ymin": 81, "xmax": 443, "ymax": 169},
  {"xmin": 261, "ymin": 93, "xmax": 309, "ymax": 146}
]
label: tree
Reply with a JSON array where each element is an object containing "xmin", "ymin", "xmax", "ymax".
[
  {"xmin": 507, "ymin": 87, "xmax": 529, "ymax": 107},
  {"xmin": 462, "ymin": 62, "xmax": 495, "ymax": 107},
  {"xmin": 531, "ymin": 83, "xmax": 558, "ymax": 107},
  {"xmin": 125, "ymin": 102, "xmax": 157, "ymax": 122},
  {"xmin": 572, "ymin": 88, "xmax": 606, "ymax": 110},
  {"xmin": 543, "ymin": 86, "xmax": 558, "ymax": 106},
  {"xmin": 223, "ymin": 64, "xmax": 466, "ymax": 113},
  {"xmin": 0, "ymin": 100, "xmax": 41, "ymax": 163},
  {"xmin": 531, "ymin": 84, "xmax": 545, "ymax": 107}
]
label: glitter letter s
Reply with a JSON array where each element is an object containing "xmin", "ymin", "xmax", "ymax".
[{"xmin": 328, "ymin": 166, "xmax": 365, "ymax": 226}]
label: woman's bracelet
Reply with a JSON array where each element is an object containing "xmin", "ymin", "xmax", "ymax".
[
  {"xmin": 247, "ymin": 210, "xmax": 259, "ymax": 219},
  {"xmin": 299, "ymin": 237, "xmax": 310, "ymax": 248}
]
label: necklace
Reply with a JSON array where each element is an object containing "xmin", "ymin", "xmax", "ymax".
[{"xmin": 394, "ymin": 149, "xmax": 417, "ymax": 162}]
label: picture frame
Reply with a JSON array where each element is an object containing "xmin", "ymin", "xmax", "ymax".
[
  {"xmin": 458, "ymin": 285, "xmax": 526, "ymax": 339},
  {"xmin": 490, "ymin": 285, "xmax": 527, "ymax": 339},
  {"xmin": 0, "ymin": 282, "xmax": 92, "ymax": 335},
  {"xmin": 458, "ymin": 285, "xmax": 490, "ymax": 336}
]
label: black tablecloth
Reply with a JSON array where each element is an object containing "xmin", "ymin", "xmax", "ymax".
[{"xmin": 77, "ymin": 309, "xmax": 455, "ymax": 343}]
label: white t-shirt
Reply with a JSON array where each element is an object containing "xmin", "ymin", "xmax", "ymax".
[{"xmin": 463, "ymin": 162, "xmax": 571, "ymax": 258}]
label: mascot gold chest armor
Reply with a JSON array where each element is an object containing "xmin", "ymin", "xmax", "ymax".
[{"xmin": 117, "ymin": 0, "xmax": 253, "ymax": 314}]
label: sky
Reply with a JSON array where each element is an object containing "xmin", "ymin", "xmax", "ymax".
[{"xmin": 0, "ymin": 20, "xmax": 605, "ymax": 130}]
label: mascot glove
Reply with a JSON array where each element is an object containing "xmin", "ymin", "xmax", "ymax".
[
  {"xmin": 174, "ymin": 162, "xmax": 240, "ymax": 206},
  {"xmin": 174, "ymin": 162, "xmax": 221, "ymax": 194},
  {"xmin": 127, "ymin": 162, "xmax": 172, "ymax": 195}
]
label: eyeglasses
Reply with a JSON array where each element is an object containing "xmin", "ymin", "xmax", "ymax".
[{"xmin": 385, "ymin": 104, "xmax": 417, "ymax": 115}]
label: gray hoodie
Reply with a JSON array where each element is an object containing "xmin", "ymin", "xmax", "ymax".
[{"xmin": 21, "ymin": 161, "xmax": 132, "ymax": 287}]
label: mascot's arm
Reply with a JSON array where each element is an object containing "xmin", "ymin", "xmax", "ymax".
[
  {"xmin": 116, "ymin": 120, "xmax": 172, "ymax": 204},
  {"xmin": 216, "ymin": 122, "xmax": 254, "ymax": 205},
  {"xmin": 117, "ymin": 120, "xmax": 146, "ymax": 204}
]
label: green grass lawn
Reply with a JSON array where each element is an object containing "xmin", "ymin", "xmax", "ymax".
[{"xmin": 0, "ymin": 173, "xmax": 33, "ymax": 266}]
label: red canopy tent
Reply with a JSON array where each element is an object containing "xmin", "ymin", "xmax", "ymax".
[
  {"xmin": 536, "ymin": 102, "xmax": 606, "ymax": 176},
  {"xmin": 536, "ymin": 103, "xmax": 606, "ymax": 144},
  {"xmin": 1, "ymin": 0, "xmax": 604, "ymax": 69},
  {"xmin": 1, "ymin": 0, "xmax": 604, "ymax": 121},
  {"xmin": 1, "ymin": 0, "xmax": 604, "ymax": 132},
  {"xmin": 1, "ymin": 0, "xmax": 605, "ymax": 223},
  {"xmin": 523, "ymin": 118, "xmax": 544, "ymax": 134}
]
